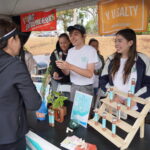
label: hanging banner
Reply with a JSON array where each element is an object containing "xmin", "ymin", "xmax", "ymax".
[
  {"xmin": 21, "ymin": 9, "xmax": 56, "ymax": 32},
  {"xmin": 98, "ymin": 0, "xmax": 149, "ymax": 35}
]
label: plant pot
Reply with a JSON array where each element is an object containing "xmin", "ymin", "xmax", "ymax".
[
  {"xmin": 63, "ymin": 106, "xmax": 67, "ymax": 116},
  {"xmin": 49, "ymin": 106, "xmax": 67, "ymax": 123}
]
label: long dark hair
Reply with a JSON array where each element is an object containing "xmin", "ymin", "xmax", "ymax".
[
  {"xmin": 88, "ymin": 38, "xmax": 98, "ymax": 45},
  {"xmin": 110, "ymin": 28, "xmax": 137, "ymax": 84},
  {"xmin": 56, "ymin": 33, "xmax": 73, "ymax": 52}
]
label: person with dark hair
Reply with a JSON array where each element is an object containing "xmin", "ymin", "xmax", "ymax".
[
  {"xmin": 89, "ymin": 38, "xmax": 104, "ymax": 69},
  {"xmin": 89, "ymin": 38, "xmax": 104, "ymax": 95},
  {"xmin": 50, "ymin": 33, "xmax": 72, "ymax": 91},
  {"xmin": 99, "ymin": 28, "xmax": 150, "ymax": 112},
  {"xmin": 19, "ymin": 34, "xmax": 37, "ymax": 75},
  {"xmin": 0, "ymin": 19, "xmax": 41, "ymax": 150},
  {"xmin": 12, "ymin": 16, "xmax": 37, "ymax": 75},
  {"xmin": 56, "ymin": 24, "xmax": 98, "ymax": 101}
]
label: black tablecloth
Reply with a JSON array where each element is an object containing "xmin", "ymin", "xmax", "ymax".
[{"xmin": 27, "ymin": 101, "xmax": 150, "ymax": 150}]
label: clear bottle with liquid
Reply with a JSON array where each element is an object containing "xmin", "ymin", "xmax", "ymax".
[{"xmin": 48, "ymin": 109, "xmax": 55, "ymax": 127}]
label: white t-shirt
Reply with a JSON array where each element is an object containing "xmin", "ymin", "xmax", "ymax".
[
  {"xmin": 66, "ymin": 45, "xmax": 98, "ymax": 85},
  {"xmin": 113, "ymin": 58, "xmax": 137, "ymax": 93}
]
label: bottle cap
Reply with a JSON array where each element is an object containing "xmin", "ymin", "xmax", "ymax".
[
  {"xmin": 117, "ymin": 103, "xmax": 121, "ymax": 109},
  {"xmin": 102, "ymin": 111, "xmax": 107, "ymax": 117},
  {"xmin": 112, "ymin": 117, "xmax": 117, "ymax": 123},
  {"xmin": 109, "ymin": 86, "xmax": 113, "ymax": 91},
  {"xmin": 128, "ymin": 90, "xmax": 132, "ymax": 97}
]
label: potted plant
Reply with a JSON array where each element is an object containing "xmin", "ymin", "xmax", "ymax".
[{"xmin": 47, "ymin": 91, "xmax": 68, "ymax": 123}]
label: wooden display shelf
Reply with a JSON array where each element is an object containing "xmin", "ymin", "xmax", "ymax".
[
  {"xmin": 88, "ymin": 88, "xmax": 150, "ymax": 150},
  {"xmin": 97, "ymin": 110, "xmax": 132, "ymax": 133},
  {"xmin": 113, "ymin": 87, "xmax": 148, "ymax": 105},
  {"xmin": 101, "ymin": 98, "xmax": 140, "ymax": 118},
  {"xmin": 88, "ymin": 120, "xmax": 125, "ymax": 148}
]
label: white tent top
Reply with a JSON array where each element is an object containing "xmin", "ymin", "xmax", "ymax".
[{"xmin": 0, "ymin": 0, "xmax": 99, "ymax": 16}]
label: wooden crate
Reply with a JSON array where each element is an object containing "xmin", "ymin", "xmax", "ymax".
[{"xmin": 88, "ymin": 87, "xmax": 150, "ymax": 150}]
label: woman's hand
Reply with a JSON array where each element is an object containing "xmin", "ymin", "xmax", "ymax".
[
  {"xmin": 56, "ymin": 60, "xmax": 71, "ymax": 70},
  {"xmin": 53, "ymin": 72, "xmax": 62, "ymax": 80},
  {"xmin": 36, "ymin": 112, "xmax": 45, "ymax": 118},
  {"xmin": 113, "ymin": 95, "xmax": 125, "ymax": 104},
  {"xmin": 114, "ymin": 95, "xmax": 137, "ymax": 107}
]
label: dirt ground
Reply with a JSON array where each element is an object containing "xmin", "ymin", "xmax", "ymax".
[{"xmin": 25, "ymin": 35, "xmax": 150, "ymax": 59}]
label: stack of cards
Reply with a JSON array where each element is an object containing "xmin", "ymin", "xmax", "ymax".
[{"xmin": 60, "ymin": 135, "xmax": 97, "ymax": 150}]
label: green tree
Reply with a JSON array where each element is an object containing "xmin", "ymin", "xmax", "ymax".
[
  {"xmin": 78, "ymin": 6, "xmax": 98, "ymax": 34},
  {"xmin": 57, "ymin": 10, "xmax": 74, "ymax": 32},
  {"xmin": 57, "ymin": 6, "xmax": 98, "ymax": 34}
]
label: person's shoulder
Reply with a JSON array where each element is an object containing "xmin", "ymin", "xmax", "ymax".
[
  {"xmin": 83, "ymin": 45, "xmax": 97, "ymax": 54},
  {"xmin": 84, "ymin": 45, "xmax": 95, "ymax": 51},
  {"xmin": 137, "ymin": 52, "xmax": 150, "ymax": 60},
  {"xmin": 107, "ymin": 53, "xmax": 115, "ymax": 61},
  {"xmin": 99, "ymin": 54, "xmax": 104, "ymax": 59},
  {"xmin": 52, "ymin": 49, "xmax": 57, "ymax": 53},
  {"xmin": 11, "ymin": 57, "xmax": 26, "ymax": 70},
  {"xmin": 25, "ymin": 50, "xmax": 33, "ymax": 56},
  {"xmin": 68, "ymin": 47, "xmax": 75, "ymax": 53},
  {"xmin": 50, "ymin": 50, "xmax": 56, "ymax": 57},
  {"xmin": 137, "ymin": 52, "xmax": 150, "ymax": 65},
  {"xmin": 25, "ymin": 50, "xmax": 32, "ymax": 54},
  {"xmin": 24, "ymin": 50, "xmax": 34, "ymax": 60},
  {"xmin": 4, "ymin": 57, "xmax": 27, "ymax": 77}
]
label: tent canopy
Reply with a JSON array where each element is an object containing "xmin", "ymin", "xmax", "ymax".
[{"xmin": 0, "ymin": 0, "xmax": 99, "ymax": 16}]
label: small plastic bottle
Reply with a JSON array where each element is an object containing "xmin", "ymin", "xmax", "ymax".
[
  {"xmin": 93, "ymin": 109, "xmax": 100, "ymax": 125},
  {"xmin": 130, "ymin": 78, "xmax": 136, "ymax": 94},
  {"xmin": 54, "ymin": 51, "xmax": 59, "ymax": 60},
  {"xmin": 48, "ymin": 109, "xmax": 55, "ymax": 127},
  {"xmin": 102, "ymin": 112, "xmax": 107, "ymax": 131},
  {"xmin": 59, "ymin": 51, "xmax": 63, "ymax": 60},
  {"xmin": 117, "ymin": 103, "xmax": 121, "ymax": 121},
  {"xmin": 127, "ymin": 91, "xmax": 132, "ymax": 110},
  {"xmin": 109, "ymin": 87, "xmax": 114, "ymax": 102},
  {"xmin": 112, "ymin": 117, "xmax": 117, "ymax": 137}
]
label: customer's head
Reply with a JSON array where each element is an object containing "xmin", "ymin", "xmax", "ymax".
[
  {"xmin": 0, "ymin": 19, "xmax": 21, "ymax": 56},
  {"xmin": 67, "ymin": 24, "xmax": 86, "ymax": 47},
  {"xmin": 115, "ymin": 28, "xmax": 137, "ymax": 57},
  {"xmin": 89, "ymin": 38, "xmax": 99, "ymax": 51},
  {"xmin": 111, "ymin": 28, "xmax": 137, "ymax": 84},
  {"xmin": 58, "ymin": 33, "xmax": 71, "ymax": 53}
]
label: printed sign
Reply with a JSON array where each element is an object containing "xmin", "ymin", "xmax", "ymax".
[
  {"xmin": 71, "ymin": 91, "xmax": 93, "ymax": 128},
  {"xmin": 21, "ymin": 9, "xmax": 56, "ymax": 32},
  {"xmin": 98, "ymin": 0, "xmax": 149, "ymax": 35}
]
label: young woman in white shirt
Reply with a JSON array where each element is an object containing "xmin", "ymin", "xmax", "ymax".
[{"xmin": 100, "ymin": 28, "xmax": 150, "ymax": 111}]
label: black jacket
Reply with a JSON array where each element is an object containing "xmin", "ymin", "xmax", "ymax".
[
  {"xmin": 97, "ymin": 53, "xmax": 105, "ymax": 75},
  {"xmin": 0, "ymin": 50, "xmax": 41, "ymax": 144},
  {"xmin": 50, "ymin": 42, "xmax": 72, "ymax": 84}
]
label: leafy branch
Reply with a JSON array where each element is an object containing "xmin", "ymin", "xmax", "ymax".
[
  {"xmin": 40, "ymin": 65, "xmax": 52, "ymax": 99},
  {"xmin": 47, "ymin": 91, "xmax": 68, "ymax": 109}
]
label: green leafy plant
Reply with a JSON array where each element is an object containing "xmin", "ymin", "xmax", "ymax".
[{"xmin": 47, "ymin": 91, "xmax": 68, "ymax": 109}]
